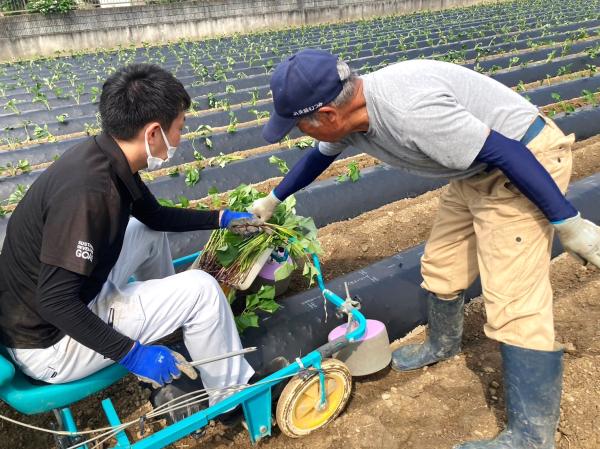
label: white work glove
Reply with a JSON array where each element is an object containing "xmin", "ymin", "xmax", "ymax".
[
  {"xmin": 553, "ymin": 213, "xmax": 600, "ymax": 268},
  {"xmin": 248, "ymin": 191, "xmax": 281, "ymax": 222}
]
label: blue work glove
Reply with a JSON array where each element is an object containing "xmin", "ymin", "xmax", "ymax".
[
  {"xmin": 220, "ymin": 209, "xmax": 262, "ymax": 237},
  {"xmin": 118, "ymin": 341, "xmax": 197, "ymax": 389}
]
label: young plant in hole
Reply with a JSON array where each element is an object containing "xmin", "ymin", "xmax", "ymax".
[
  {"xmin": 33, "ymin": 124, "xmax": 54, "ymax": 141},
  {"xmin": 208, "ymin": 186, "xmax": 222, "ymax": 208},
  {"xmin": 1, "ymin": 136, "xmax": 20, "ymax": 150},
  {"xmin": 337, "ymin": 161, "xmax": 361, "ymax": 183},
  {"xmin": 227, "ymin": 112, "xmax": 238, "ymax": 133},
  {"xmin": 7, "ymin": 184, "xmax": 29, "ymax": 205},
  {"xmin": 1, "ymin": 160, "xmax": 32, "ymax": 177},
  {"xmin": 4, "ymin": 99, "xmax": 21, "ymax": 115},
  {"xmin": 249, "ymin": 88, "xmax": 260, "ymax": 106},
  {"xmin": 556, "ymin": 64, "xmax": 573, "ymax": 77},
  {"xmin": 140, "ymin": 172, "xmax": 155, "ymax": 182},
  {"xmin": 71, "ymin": 83, "xmax": 85, "ymax": 105},
  {"xmin": 249, "ymin": 109, "xmax": 270, "ymax": 124},
  {"xmin": 53, "ymin": 87, "xmax": 67, "ymax": 99},
  {"xmin": 184, "ymin": 166, "xmax": 202, "ymax": 187},
  {"xmin": 31, "ymin": 83, "xmax": 51, "ymax": 111},
  {"xmin": 84, "ymin": 122, "xmax": 100, "ymax": 136},
  {"xmin": 56, "ymin": 113, "xmax": 69, "ymax": 124},
  {"xmin": 193, "ymin": 150, "xmax": 204, "ymax": 162},
  {"xmin": 581, "ymin": 89, "xmax": 599, "ymax": 106}
]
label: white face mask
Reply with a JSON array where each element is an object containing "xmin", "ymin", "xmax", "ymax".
[{"xmin": 145, "ymin": 127, "xmax": 177, "ymax": 170}]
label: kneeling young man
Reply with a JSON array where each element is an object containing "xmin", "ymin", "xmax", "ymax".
[{"xmin": 0, "ymin": 64, "xmax": 260, "ymax": 405}]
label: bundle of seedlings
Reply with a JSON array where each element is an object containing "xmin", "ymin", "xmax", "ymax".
[{"xmin": 195, "ymin": 185, "xmax": 322, "ymax": 330}]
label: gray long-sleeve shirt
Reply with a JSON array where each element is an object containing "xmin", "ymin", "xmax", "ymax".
[{"xmin": 319, "ymin": 59, "xmax": 538, "ymax": 179}]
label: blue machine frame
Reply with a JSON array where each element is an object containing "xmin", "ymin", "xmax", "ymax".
[{"xmin": 0, "ymin": 253, "xmax": 367, "ymax": 449}]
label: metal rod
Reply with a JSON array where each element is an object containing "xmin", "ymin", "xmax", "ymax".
[{"xmin": 188, "ymin": 347, "xmax": 258, "ymax": 367}]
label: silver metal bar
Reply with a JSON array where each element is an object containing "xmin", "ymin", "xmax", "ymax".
[{"xmin": 188, "ymin": 347, "xmax": 258, "ymax": 367}]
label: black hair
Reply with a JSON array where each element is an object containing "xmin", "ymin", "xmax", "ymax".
[{"xmin": 99, "ymin": 63, "xmax": 191, "ymax": 140}]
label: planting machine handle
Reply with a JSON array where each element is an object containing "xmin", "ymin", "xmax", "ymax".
[{"xmin": 311, "ymin": 254, "xmax": 367, "ymax": 342}]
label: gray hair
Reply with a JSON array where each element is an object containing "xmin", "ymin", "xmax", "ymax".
[{"xmin": 300, "ymin": 59, "xmax": 358, "ymax": 127}]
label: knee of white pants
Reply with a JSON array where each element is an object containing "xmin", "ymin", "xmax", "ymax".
[
  {"xmin": 183, "ymin": 270, "xmax": 225, "ymax": 315},
  {"xmin": 127, "ymin": 218, "xmax": 167, "ymax": 250},
  {"xmin": 128, "ymin": 218, "xmax": 165, "ymax": 240}
]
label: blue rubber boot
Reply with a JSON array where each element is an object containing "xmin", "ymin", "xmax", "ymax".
[
  {"xmin": 391, "ymin": 292, "xmax": 464, "ymax": 371},
  {"xmin": 454, "ymin": 343, "xmax": 563, "ymax": 449}
]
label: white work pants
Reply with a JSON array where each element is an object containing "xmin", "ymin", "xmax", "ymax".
[{"xmin": 8, "ymin": 219, "xmax": 254, "ymax": 405}]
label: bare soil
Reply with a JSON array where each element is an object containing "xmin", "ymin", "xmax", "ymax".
[
  {"xmin": 542, "ymin": 95, "xmax": 600, "ymax": 116},
  {"xmin": 515, "ymin": 69, "xmax": 600, "ymax": 92},
  {"xmin": 1, "ymin": 136, "xmax": 599, "ymax": 449}
]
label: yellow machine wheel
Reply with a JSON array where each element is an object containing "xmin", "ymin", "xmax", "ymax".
[{"xmin": 276, "ymin": 358, "xmax": 352, "ymax": 438}]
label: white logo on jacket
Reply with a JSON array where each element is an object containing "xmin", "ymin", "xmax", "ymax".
[{"xmin": 76, "ymin": 241, "xmax": 94, "ymax": 262}]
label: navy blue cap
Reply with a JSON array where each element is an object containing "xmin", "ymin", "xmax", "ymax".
[{"xmin": 263, "ymin": 49, "xmax": 344, "ymax": 143}]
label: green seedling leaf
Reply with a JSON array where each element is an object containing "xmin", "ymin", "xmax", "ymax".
[
  {"xmin": 348, "ymin": 161, "xmax": 361, "ymax": 182},
  {"xmin": 302, "ymin": 261, "xmax": 320, "ymax": 287},
  {"xmin": 274, "ymin": 260, "xmax": 295, "ymax": 281},
  {"xmin": 258, "ymin": 299, "xmax": 280, "ymax": 314},
  {"xmin": 337, "ymin": 161, "xmax": 361, "ymax": 183},
  {"xmin": 185, "ymin": 167, "xmax": 201, "ymax": 187},
  {"xmin": 210, "ymin": 153, "xmax": 244, "ymax": 168},
  {"xmin": 140, "ymin": 172, "xmax": 154, "ymax": 182},
  {"xmin": 269, "ymin": 155, "xmax": 289, "ymax": 174},
  {"xmin": 158, "ymin": 198, "xmax": 177, "ymax": 207},
  {"xmin": 226, "ymin": 287, "xmax": 237, "ymax": 305},
  {"xmin": 235, "ymin": 312, "xmax": 259, "ymax": 333},
  {"xmin": 56, "ymin": 113, "xmax": 69, "ymax": 124},
  {"xmin": 255, "ymin": 285, "xmax": 275, "ymax": 301},
  {"xmin": 245, "ymin": 291, "xmax": 261, "ymax": 309},
  {"xmin": 295, "ymin": 137, "xmax": 315, "ymax": 149},
  {"xmin": 178, "ymin": 195, "xmax": 190, "ymax": 208},
  {"xmin": 216, "ymin": 243, "xmax": 241, "ymax": 267},
  {"xmin": 7, "ymin": 184, "xmax": 28, "ymax": 205}
]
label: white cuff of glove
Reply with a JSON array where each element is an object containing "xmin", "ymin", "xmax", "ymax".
[
  {"xmin": 552, "ymin": 212, "xmax": 581, "ymax": 235},
  {"xmin": 553, "ymin": 212, "xmax": 600, "ymax": 268},
  {"xmin": 249, "ymin": 191, "xmax": 281, "ymax": 222},
  {"xmin": 268, "ymin": 190, "xmax": 282, "ymax": 204}
]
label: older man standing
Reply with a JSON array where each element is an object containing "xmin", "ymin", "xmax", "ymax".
[{"xmin": 250, "ymin": 49, "xmax": 600, "ymax": 449}]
